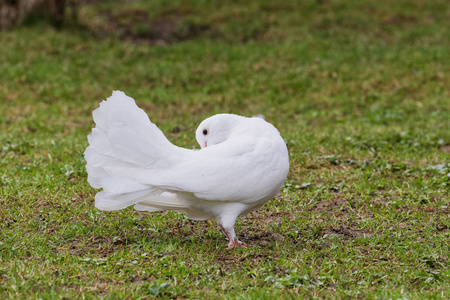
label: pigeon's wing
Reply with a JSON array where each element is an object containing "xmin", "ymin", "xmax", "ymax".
[
  {"xmin": 163, "ymin": 135, "xmax": 287, "ymax": 203},
  {"xmin": 85, "ymin": 91, "xmax": 196, "ymax": 211}
]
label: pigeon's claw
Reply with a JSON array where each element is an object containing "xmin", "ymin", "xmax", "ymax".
[
  {"xmin": 226, "ymin": 241, "xmax": 235, "ymax": 249},
  {"xmin": 219, "ymin": 222, "xmax": 247, "ymax": 249},
  {"xmin": 219, "ymin": 224, "xmax": 246, "ymax": 249},
  {"xmin": 226, "ymin": 238, "xmax": 246, "ymax": 249}
]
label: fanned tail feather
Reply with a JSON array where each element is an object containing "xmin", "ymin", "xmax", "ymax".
[{"xmin": 84, "ymin": 91, "xmax": 197, "ymax": 213}]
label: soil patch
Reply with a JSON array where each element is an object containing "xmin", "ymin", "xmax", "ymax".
[
  {"xmin": 439, "ymin": 144, "xmax": 450, "ymax": 153},
  {"xmin": 98, "ymin": 8, "xmax": 209, "ymax": 44},
  {"xmin": 322, "ymin": 227, "xmax": 374, "ymax": 240}
]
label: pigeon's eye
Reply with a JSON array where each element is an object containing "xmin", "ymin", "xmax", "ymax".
[{"xmin": 202, "ymin": 129, "xmax": 209, "ymax": 136}]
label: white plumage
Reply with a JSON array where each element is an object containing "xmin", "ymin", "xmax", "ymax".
[{"xmin": 84, "ymin": 91, "xmax": 289, "ymax": 249}]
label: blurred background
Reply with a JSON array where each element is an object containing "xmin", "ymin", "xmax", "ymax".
[
  {"xmin": 1, "ymin": 0, "xmax": 448, "ymax": 163},
  {"xmin": 1, "ymin": 0, "xmax": 449, "ymax": 209},
  {"xmin": 0, "ymin": 1, "xmax": 449, "ymax": 297}
]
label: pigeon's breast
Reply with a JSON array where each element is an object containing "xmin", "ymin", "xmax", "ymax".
[
  {"xmin": 198, "ymin": 134, "xmax": 289, "ymax": 204},
  {"xmin": 247, "ymin": 135, "xmax": 289, "ymax": 200}
]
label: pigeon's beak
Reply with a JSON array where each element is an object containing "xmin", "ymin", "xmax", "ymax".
[{"xmin": 204, "ymin": 141, "xmax": 207, "ymax": 148}]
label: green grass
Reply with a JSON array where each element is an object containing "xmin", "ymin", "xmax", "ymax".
[{"xmin": 0, "ymin": 0, "xmax": 449, "ymax": 298}]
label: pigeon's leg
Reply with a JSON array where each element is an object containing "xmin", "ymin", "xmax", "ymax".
[
  {"xmin": 218, "ymin": 224, "xmax": 229, "ymax": 240},
  {"xmin": 216, "ymin": 205, "xmax": 247, "ymax": 249},
  {"xmin": 218, "ymin": 224, "xmax": 246, "ymax": 249}
]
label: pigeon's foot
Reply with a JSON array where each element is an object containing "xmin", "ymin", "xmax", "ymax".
[
  {"xmin": 219, "ymin": 224, "xmax": 246, "ymax": 250},
  {"xmin": 226, "ymin": 238, "xmax": 247, "ymax": 249}
]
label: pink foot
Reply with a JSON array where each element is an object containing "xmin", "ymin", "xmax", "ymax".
[
  {"xmin": 226, "ymin": 239, "xmax": 247, "ymax": 249},
  {"xmin": 218, "ymin": 224, "xmax": 247, "ymax": 250}
]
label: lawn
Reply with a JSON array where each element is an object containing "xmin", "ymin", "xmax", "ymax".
[{"xmin": 0, "ymin": 0, "xmax": 449, "ymax": 298}]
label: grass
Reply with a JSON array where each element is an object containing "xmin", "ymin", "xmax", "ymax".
[{"xmin": 0, "ymin": 0, "xmax": 449, "ymax": 298}]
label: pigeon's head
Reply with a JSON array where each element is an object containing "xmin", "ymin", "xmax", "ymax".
[{"xmin": 195, "ymin": 114, "xmax": 244, "ymax": 149}]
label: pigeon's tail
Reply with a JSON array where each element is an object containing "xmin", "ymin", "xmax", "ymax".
[{"xmin": 84, "ymin": 91, "xmax": 190, "ymax": 211}]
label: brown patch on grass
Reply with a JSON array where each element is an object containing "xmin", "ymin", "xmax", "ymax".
[
  {"xmin": 214, "ymin": 253, "xmax": 240, "ymax": 264},
  {"xmin": 169, "ymin": 219, "xmax": 214, "ymax": 240},
  {"xmin": 58, "ymin": 235, "xmax": 138, "ymax": 257},
  {"xmin": 95, "ymin": 8, "xmax": 210, "ymax": 44},
  {"xmin": 322, "ymin": 227, "xmax": 374, "ymax": 241},
  {"xmin": 240, "ymin": 231, "xmax": 285, "ymax": 248},
  {"xmin": 312, "ymin": 197, "xmax": 348, "ymax": 212},
  {"xmin": 435, "ymin": 224, "xmax": 450, "ymax": 234},
  {"xmin": 439, "ymin": 144, "xmax": 450, "ymax": 153},
  {"xmin": 382, "ymin": 14, "xmax": 418, "ymax": 26},
  {"xmin": 420, "ymin": 205, "xmax": 450, "ymax": 215},
  {"xmin": 148, "ymin": 16, "xmax": 183, "ymax": 42}
]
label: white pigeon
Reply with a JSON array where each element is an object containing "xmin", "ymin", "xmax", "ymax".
[{"xmin": 84, "ymin": 91, "xmax": 289, "ymax": 249}]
